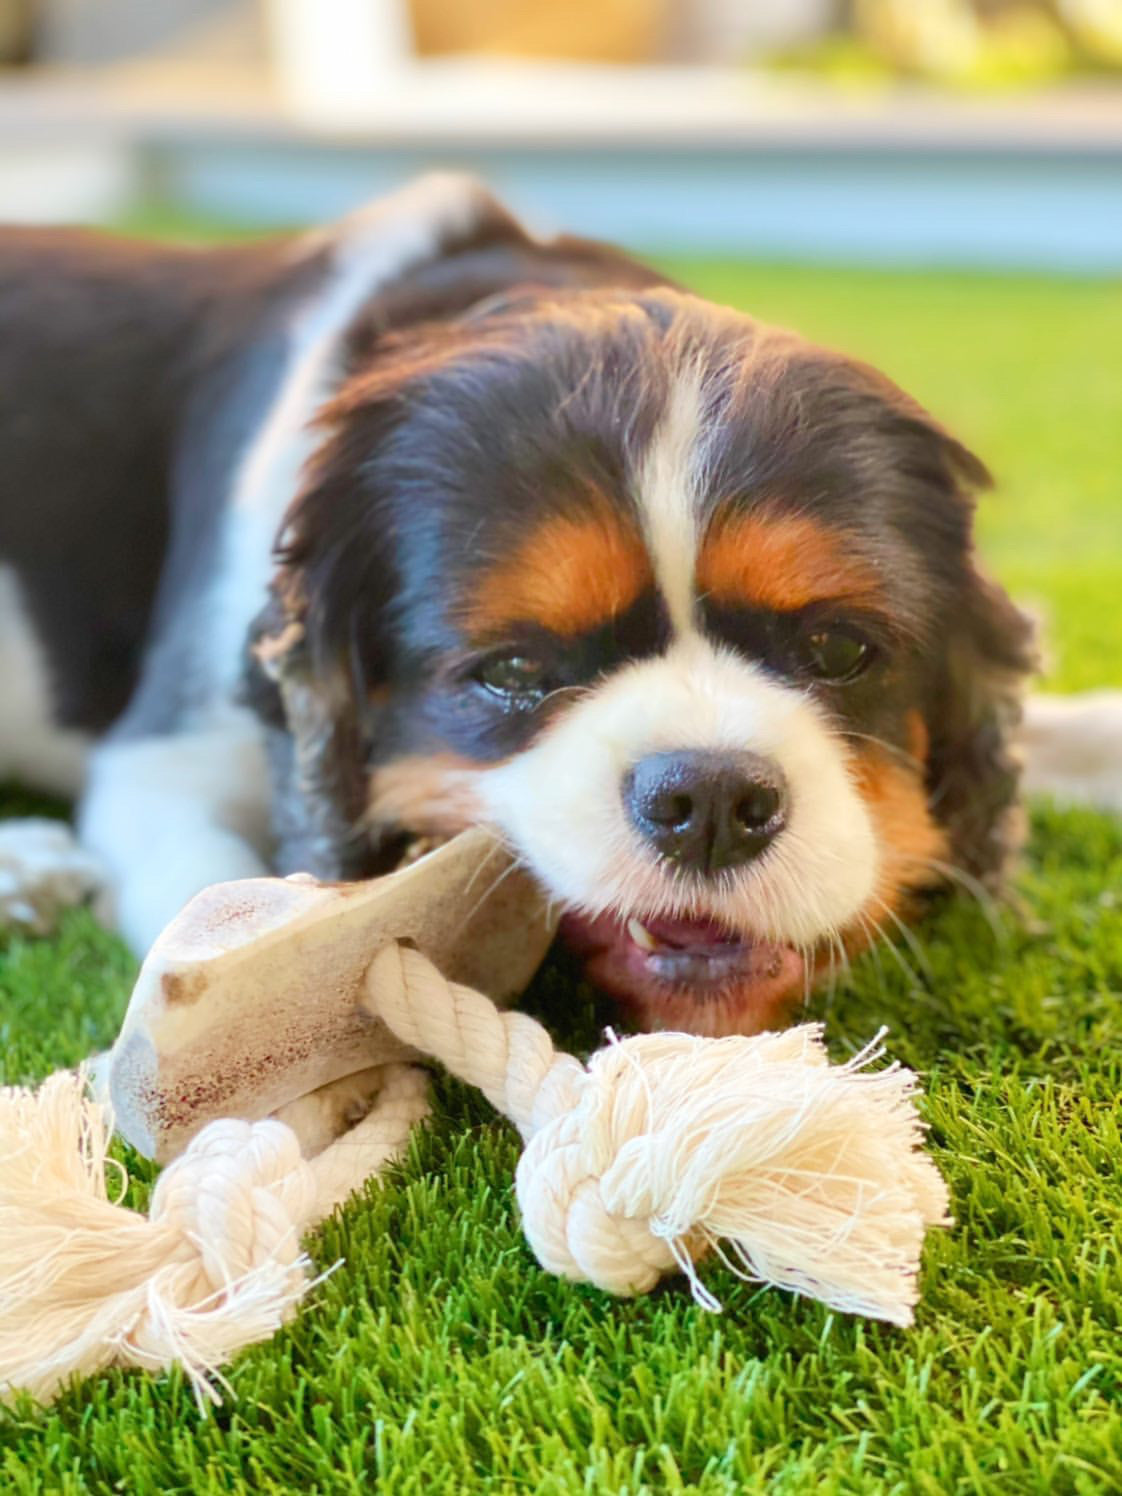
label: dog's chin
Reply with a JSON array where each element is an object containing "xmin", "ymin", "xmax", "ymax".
[{"xmin": 559, "ymin": 910, "xmax": 806, "ymax": 1038}]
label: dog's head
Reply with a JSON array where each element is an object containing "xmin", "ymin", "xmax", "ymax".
[{"xmin": 257, "ymin": 284, "xmax": 1034, "ymax": 1035}]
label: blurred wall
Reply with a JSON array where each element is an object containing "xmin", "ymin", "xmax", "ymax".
[
  {"xmin": 29, "ymin": 0, "xmax": 837, "ymax": 68},
  {"xmin": 35, "ymin": 0, "xmax": 264, "ymax": 64}
]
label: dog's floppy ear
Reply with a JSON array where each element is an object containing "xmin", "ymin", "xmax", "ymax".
[
  {"xmin": 922, "ymin": 501, "xmax": 1038, "ymax": 889},
  {"xmin": 241, "ymin": 392, "xmax": 412, "ymax": 877},
  {"xmin": 242, "ymin": 316, "xmax": 500, "ymax": 875},
  {"xmin": 244, "ymin": 570, "xmax": 380, "ymax": 879},
  {"xmin": 822, "ymin": 358, "xmax": 1038, "ymax": 889},
  {"xmin": 274, "ymin": 394, "xmax": 404, "ymax": 689}
]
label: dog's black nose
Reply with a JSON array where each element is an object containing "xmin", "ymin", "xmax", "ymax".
[{"xmin": 624, "ymin": 749, "xmax": 787, "ymax": 874}]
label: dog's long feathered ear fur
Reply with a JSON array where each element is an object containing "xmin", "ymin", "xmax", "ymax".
[
  {"xmin": 244, "ymin": 571, "xmax": 383, "ymax": 879},
  {"xmin": 911, "ymin": 430, "xmax": 1038, "ymax": 888},
  {"xmin": 925, "ymin": 564, "xmax": 1037, "ymax": 886},
  {"xmin": 242, "ymin": 393, "xmax": 413, "ymax": 878},
  {"xmin": 241, "ymin": 347, "xmax": 454, "ymax": 877},
  {"xmin": 238, "ymin": 296, "xmax": 500, "ymax": 876}
]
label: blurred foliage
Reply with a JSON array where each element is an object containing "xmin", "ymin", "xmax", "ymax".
[{"xmin": 770, "ymin": 0, "xmax": 1122, "ymax": 88}]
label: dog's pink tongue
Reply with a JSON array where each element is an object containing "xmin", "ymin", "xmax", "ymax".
[{"xmin": 640, "ymin": 915, "xmax": 742, "ymax": 950}]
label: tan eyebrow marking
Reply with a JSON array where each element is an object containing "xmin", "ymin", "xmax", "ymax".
[
  {"xmin": 697, "ymin": 509, "xmax": 885, "ymax": 614},
  {"xmin": 460, "ymin": 510, "xmax": 654, "ymax": 639}
]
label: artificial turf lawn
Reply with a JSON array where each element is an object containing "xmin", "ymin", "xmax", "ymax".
[{"xmin": 1, "ymin": 249, "xmax": 1120, "ymax": 1494}]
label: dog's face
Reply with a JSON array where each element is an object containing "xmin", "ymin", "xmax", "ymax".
[{"xmin": 265, "ymin": 286, "xmax": 1033, "ymax": 1035}]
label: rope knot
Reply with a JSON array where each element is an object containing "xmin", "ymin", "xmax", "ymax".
[
  {"xmin": 515, "ymin": 1102, "xmax": 679, "ymax": 1296},
  {"xmin": 513, "ymin": 1026, "xmax": 950, "ymax": 1317},
  {"xmin": 151, "ymin": 1119, "xmax": 316, "ymax": 1290}
]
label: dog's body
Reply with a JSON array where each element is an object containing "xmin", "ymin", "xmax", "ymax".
[{"xmin": 1, "ymin": 175, "xmax": 1114, "ymax": 1035}]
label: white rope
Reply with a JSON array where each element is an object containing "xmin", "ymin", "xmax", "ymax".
[
  {"xmin": 0, "ymin": 1059, "xmax": 429, "ymax": 1409},
  {"xmin": 362, "ymin": 946, "xmax": 951, "ymax": 1311},
  {"xmin": 0, "ymin": 943, "xmax": 950, "ymax": 1410}
]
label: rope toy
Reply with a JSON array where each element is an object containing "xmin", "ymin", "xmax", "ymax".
[
  {"xmin": 0, "ymin": 832, "xmax": 950, "ymax": 1410},
  {"xmin": 366, "ymin": 946, "xmax": 949, "ymax": 1309}
]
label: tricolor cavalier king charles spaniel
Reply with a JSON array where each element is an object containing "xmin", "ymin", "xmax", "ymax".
[{"xmin": 0, "ymin": 174, "xmax": 1071, "ymax": 1035}]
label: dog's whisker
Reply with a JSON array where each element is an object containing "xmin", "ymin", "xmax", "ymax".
[
  {"xmin": 825, "ymin": 930, "xmax": 851, "ymax": 1007},
  {"xmin": 459, "ymin": 837, "xmax": 511, "ymax": 901},
  {"xmin": 839, "ymin": 730, "xmax": 925, "ymax": 773},
  {"xmin": 867, "ymin": 891, "xmax": 935, "ymax": 985},
  {"xmin": 901, "ymin": 853, "xmax": 1009, "ymax": 947},
  {"xmin": 863, "ymin": 906, "xmax": 927, "ymax": 992},
  {"xmin": 818, "ymin": 938, "xmax": 835, "ymax": 1011},
  {"xmin": 853, "ymin": 911, "xmax": 893, "ymax": 1000},
  {"xmin": 833, "ymin": 930, "xmax": 853, "ymax": 987},
  {"xmin": 800, "ymin": 939, "xmax": 813, "ymax": 1010},
  {"xmin": 451, "ymin": 854, "xmax": 531, "ymax": 943}
]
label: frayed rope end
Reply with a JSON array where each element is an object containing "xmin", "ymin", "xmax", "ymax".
[
  {"xmin": 517, "ymin": 1024, "xmax": 951, "ymax": 1326},
  {"xmin": 0, "ymin": 1067, "xmax": 319, "ymax": 1411}
]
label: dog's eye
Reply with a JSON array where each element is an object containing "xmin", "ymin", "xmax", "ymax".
[
  {"xmin": 475, "ymin": 654, "xmax": 548, "ymax": 702},
  {"xmin": 800, "ymin": 628, "xmax": 872, "ymax": 683}
]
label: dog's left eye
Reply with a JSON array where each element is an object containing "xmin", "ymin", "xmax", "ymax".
[
  {"xmin": 475, "ymin": 653, "xmax": 548, "ymax": 702},
  {"xmin": 799, "ymin": 628, "xmax": 873, "ymax": 683}
]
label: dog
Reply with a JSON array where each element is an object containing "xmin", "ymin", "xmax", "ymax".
[{"xmin": 1, "ymin": 174, "xmax": 1113, "ymax": 1037}]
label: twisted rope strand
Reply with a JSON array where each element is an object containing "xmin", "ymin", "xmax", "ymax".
[{"xmin": 364, "ymin": 943, "xmax": 583, "ymax": 1135}]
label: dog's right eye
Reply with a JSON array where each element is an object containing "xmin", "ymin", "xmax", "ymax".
[{"xmin": 475, "ymin": 654, "xmax": 548, "ymax": 704}]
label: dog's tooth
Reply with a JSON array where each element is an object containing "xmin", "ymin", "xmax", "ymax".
[{"xmin": 627, "ymin": 917, "xmax": 658, "ymax": 952}]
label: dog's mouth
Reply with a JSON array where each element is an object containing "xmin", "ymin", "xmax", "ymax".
[
  {"xmin": 396, "ymin": 835, "xmax": 807, "ymax": 1036},
  {"xmin": 559, "ymin": 909, "xmax": 806, "ymax": 1037}
]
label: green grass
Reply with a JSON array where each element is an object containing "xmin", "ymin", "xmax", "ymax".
[{"xmin": 2, "ymin": 248, "xmax": 1120, "ymax": 1493}]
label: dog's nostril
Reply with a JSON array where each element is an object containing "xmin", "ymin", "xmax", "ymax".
[
  {"xmin": 658, "ymin": 793, "xmax": 693, "ymax": 829},
  {"xmin": 625, "ymin": 749, "xmax": 788, "ymax": 876},
  {"xmin": 735, "ymin": 784, "xmax": 782, "ymax": 831}
]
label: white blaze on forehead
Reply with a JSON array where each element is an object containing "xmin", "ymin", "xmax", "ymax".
[
  {"xmin": 633, "ymin": 365, "xmax": 706, "ymax": 635},
  {"xmin": 477, "ymin": 635, "xmax": 878, "ymax": 950}
]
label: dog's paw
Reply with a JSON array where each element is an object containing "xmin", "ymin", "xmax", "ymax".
[{"xmin": 0, "ymin": 818, "xmax": 108, "ymax": 935}]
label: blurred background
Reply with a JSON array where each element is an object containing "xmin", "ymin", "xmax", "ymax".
[
  {"xmin": 0, "ymin": 0, "xmax": 1120, "ymax": 266},
  {"xmin": 1, "ymin": 0, "xmax": 1119, "ymax": 685}
]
